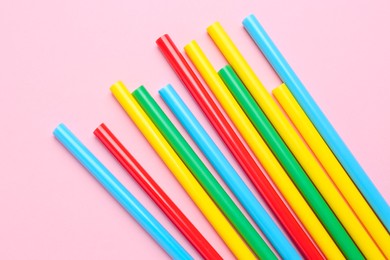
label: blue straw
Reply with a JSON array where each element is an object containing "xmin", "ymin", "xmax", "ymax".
[
  {"xmin": 243, "ymin": 14, "xmax": 390, "ymax": 231},
  {"xmin": 53, "ymin": 123, "xmax": 193, "ymax": 260},
  {"xmin": 160, "ymin": 85, "xmax": 301, "ymax": 260}
]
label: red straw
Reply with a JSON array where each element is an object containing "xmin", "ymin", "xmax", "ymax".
[
  {"xmin": 94, "ymin": 123, "xmax": 222, "ymax": 260},
  {"xmin": 156, "ymin": 34, "xmax": 323, "ymax": 259}
]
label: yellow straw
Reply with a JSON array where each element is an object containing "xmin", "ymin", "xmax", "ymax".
[
  {"xmin": 110, "ymin": 81, "xmax": 256, "ymax": 260},
  {"xmin": 207, "ymin": 22, "xmax": 384, "ymax": 259},
  {"xmin": 273, "ymin": 84, "xmax": 390, "ymax": 258},
  {"xmin": 184, "ymin": 41, "xmax": 344, "ymax": 259}
]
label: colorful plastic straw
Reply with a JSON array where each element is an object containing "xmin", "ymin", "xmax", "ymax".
[
  {"xmin": 218, "ymin": 66, "xmax": 350, "ymax": 258},
  {"xmin": 243, "ymin": 14, "xmax": 390, "ymax": 232},
  {"xmin": 156, "ymin": 85, "xmax": 331, "ymax": 253},
  {"xmin": 161, "ymin": 85, "xmax": 325, "ymax": 260},
  {"xmin": 94, "ymin": 123, "xmax": 222, "ymax": 260},
  {"xmin": 110, "ymin": 82, "xmax": 256, "ymax": 260},
  {"xmin": 184, "ymin": 42, "xmax": 326, "ymax": 259},
  {"xmin": 133, "ymin": 86, "xmax": 278, "ymax": 260},
  {"xmin": 53, "ymin": 123, "xmax": 192, "ymax": 260},
  {"xmin": 208, "ymin": 22, "xmax": 384, "ymax": 259},
  {"xmin": 156, "ymin": 34, "xmax": 332, "ymax": 259},
  {"xmin": 273, "ymin": 85, "xmax": 390, "ymax": 258}
]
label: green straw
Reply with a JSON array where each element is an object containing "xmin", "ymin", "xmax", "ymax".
[
  {"xmin": 218, "ymin": 65, "xmax": 363, "ymax": 259},
  {"xmin": 133, "ymin": 85, "xmax": 276, "ymax": 260}
]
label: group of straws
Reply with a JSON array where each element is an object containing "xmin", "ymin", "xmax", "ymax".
[{"xmin": 54, "ymin": 14, "xmax": 390, "ymax": 260}]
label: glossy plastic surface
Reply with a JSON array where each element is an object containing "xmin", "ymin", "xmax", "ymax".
[
  {"xmin": 207, "ymin": 22, "xmax": 376, "ymax": 259},
  {"xmin": 94, "ymin": 123, "xmax": 222, "ymax": 260},
  {"xmin": 53, "ymin": 123, "xmax": 192, "ymax": 260},
  {"xmin": 243, "ymin": 14, "xmax": 390, "ymax": 232},
  {"xmin": 133, "ymin": 86, "xmax": 276, "ymax": 259},
  {"xmin": 273, "ymin": 84, "xmax": 390, "ymax": 258},
  {"xmin": 156, "ymin": 34, "xmax": 282, "ymax": 259},
  {"xmin": 109, "ymin": 82, "xmax": 256, "ymax": 260},
  {"xmin": 184, "ymin": 41, "xmax": 321, "ymax": 260},
  {"xmin": 219, "ymin": 65, "xmax": 343, "ymax": 259}
]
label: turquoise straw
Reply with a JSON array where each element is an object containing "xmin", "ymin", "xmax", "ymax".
[
  {"xmin": 53, "ymin": 123, "xmax": 192, "ymax": 260},
  {"xmin": 243, "ymin": 14, "xmax": 390, "ymax": 231},
  {"xmin": 159, "ymin": 85, "xmax": 301, "ymax": 259}
]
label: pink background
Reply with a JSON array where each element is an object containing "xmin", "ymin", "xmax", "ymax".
[{"xmin": 1, "ymin": 0, "xmax": 389, "ymax": 259}]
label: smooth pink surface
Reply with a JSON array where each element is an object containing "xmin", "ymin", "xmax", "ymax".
[{"xmin": 1, "ymin": 1, "xmax": 389, "ymax": 259}]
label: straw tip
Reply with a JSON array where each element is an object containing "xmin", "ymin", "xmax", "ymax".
[
  {"xmin": 184, "ymin": 40, "xmax": 197, "ymax": 50},
  {"xmin": 110, "ymin": 81, "xmax": 125, "ymax": 91},
  {"xmin": 207, "ymin": 21, "xmax": 222, "ymax": 32},
  {"xmin": 94, "ymin": 123, "xmax": 107, "ymax": 134},
  {"xmin": 242, "ymin": 14, "xmax": 260, "ymax": 28},
  {"xmin": 132, "ymin": 85, "xmax": 146, "ymax": 94},
  {"xmin": 159, "ymin": 84, "xmax": 174, "ymax": 95},
  {"xmin": 53, "ymin": 122, "xmax": 65, "ymax": 131},
  {"xmin": 271, "ymin": 83, "xmax": 287, "ymax": 96},
  {"xmin": 156, "ymin": 34, "xmax": 171, "ymax": 45},
  {"xmin": 217, "ymin": 65, "xmax": 231, "ymax": 76},
  {"xmin": 53, "ymin": 123, "xmax": 68, "ymax": 137},
  {"xmin": 243, "ymin": 14, "xmax": 256, "ymax": 21}
]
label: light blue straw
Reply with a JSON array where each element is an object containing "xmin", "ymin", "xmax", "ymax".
[
  {"xmin": 160, "ymin": 85, "xmax": 301, "ymax": 260},
  {"xmin": 53, "ymin": 123, "xmax": 192, "ymax": 260},
  {"xmin": 243, "ymin": 14, "xmax": 390, "ymax": 231}
]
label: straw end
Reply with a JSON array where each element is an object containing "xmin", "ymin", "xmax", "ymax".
[
  {"xmin": 206, "ymin": 21, "xmax": 222, "ymax": 33},
  {"xmin": 156, "ymin": 34, "xmax": 171, "ymax": 46},
  {"xmin": 243, "ymin": 14, "xmax": 256, "ymax": 24},
  {"xmin": 159, "ymin": 84, "xmax": 175, "ymax": 96},
  {"xmin": 110, "ymin": 81, "xmax": 125, "ymax": 92},
  {"xmin": 93, "ymin": 123, "xmax": 107, "ymax": 135},
  {"xmin": 53, "ymin": 123, "xmax": 67, "ymax": 136},
  {"xmin": 132, "ymin": 85, "xmax": 147, "ymax": 96},
  {"xmin": 217, "ymin": 64, "xmax": 233, "ymax": 75},
  {"xmin": 272, "ymin": 83, "xmax": 288, "ymax": 96},
  {"xmin": 184, "ymin": 40, "xmax": 198, "ymax": 51}
]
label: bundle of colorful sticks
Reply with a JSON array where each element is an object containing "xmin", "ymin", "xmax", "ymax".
[{"xmin": 54, "ymin": 14, "xmax": 390, "ymax": 260}]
